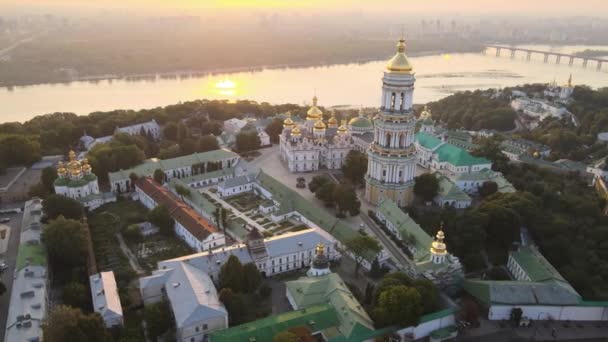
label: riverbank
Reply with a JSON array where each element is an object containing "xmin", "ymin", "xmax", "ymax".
[{"xmin": 0, "ymin": 49, "xmax": 472, "ymax": 90}]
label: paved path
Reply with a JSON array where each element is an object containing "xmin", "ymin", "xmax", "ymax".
[
  {"xmin": 0, "ymin": 211, "xmax": 24, "ymax": 342},
  {"xmin": 201, "ymin": 190, "xmax": 270, "ymax": 233},
  {"xmin": 115, "ymin": 233, "xmax": 145, "ymax": 275}
]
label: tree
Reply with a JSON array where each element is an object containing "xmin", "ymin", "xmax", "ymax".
[
  {"xmin": 148, "ymin": 205, "xmax": 174, "ymax": 236},
  {"xmin": 479, "ymin": 181, "xmax": 498, "ymax": 198},
  {"xmin": 123, "ymin": 224, "xmax": 143, "ymax": 243},
  {"xmin": 177, "ymin": 122, "xmax": 190, "ymax": 143},
  {"xmin": 175, "ymin": 184, "xmax": 192, "ymax": 200},
  {"xmin": 87, "ymin": 136, "xmax": 146, "ymax": 182},
  {"xmin": 43, "ymin": 194, "xmax": 84, "ymax": 220},
  {"xmin": 510, "ymin": 307, "xmax": 523, "ymax": 326},
  {"xmin": 144, "ymin": 300, "xmax": 173, "ymax": 340},
  {"xmin": 373, "ymin": 285, "xmax": 423, "ymax": 328},
  {"xmin": 198, "ymin": 134, "xmax": 220, "ymax": 152},
  {"xmin": 414, "ymin": 173, "xmax": 440, "ymax": 202},
  {"xmin": 308, "ymin": 176, "xmax": 330, "ymax": 193},
  {"xmin": 273, "ymin": 331, "xmax": 298, "ymax": 342},
  {"xmin": 63, "ymin": 282, "xmax": 89, "ymax": 310},
  {"xmin": 42, "ymin": 216, "xmax": 88, "ymax": 270},
  {"xmin": 334, "ymin": 184, "xmax": 361, "ymax": 216},
  {"xmin": 315, "ymin": 182, "xmax": 336, "ymax": 207},
  {"xmin": 219, "ymin": 288, "xmax": 247, "ymax": 325},
  {"xmin": 235, "ymin": 131, "xmax": 261, "ymax": 152},
  {"xmin": 0, "ymin": 134, "xmax": 41, "ymax": 167},
  {"xmin": 265, "ymin": 118, "xmax": 284, "ymax": 144},
  {"xmin": 242, "ymin": 263, "xmax": 262, "ymax": 293},
  {"xmin": 129, "ymin": 172, "xmax": 139, "ymax": 191},
  {"xmin": 344, "ymin": 235, "xmax": 381, "ymax": 276},
  {"xmin": 342, "ymin": 150, "xmax": 368, "ymax": 184},
  {"xmin": 213, "ymin": 205, "xmax": 228, "ymax": 235},
  {"xmin": 153, "ymin": 168, "xmax": 165, "ymax": 184},
  {"xmin": 41, "ymin": 166, "xmax": 58, "ymax": 192},
  {"xmin": 163, "ymin": 122, "xmax": 178, "ymax": 141},
  {"xmin": 219, "ymin": 255, "xmax": 244, "ymax": 292},
  {"xmin": 43, "ymin": 305, "xmax": 112, "ymax": 342}
]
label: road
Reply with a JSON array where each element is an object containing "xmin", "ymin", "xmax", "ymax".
[{"xmin": 0, "ymin": 210, "xmax": 24, "ymax": 341}]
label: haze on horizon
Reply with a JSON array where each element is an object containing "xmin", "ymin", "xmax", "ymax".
[{"xmin": 4, "ymin": 0, "xmax": 608, "ymax": 16}]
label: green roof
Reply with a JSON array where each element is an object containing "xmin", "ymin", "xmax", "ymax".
[
  {"xmin": 436, "ymin": 174, "xmax": 471, "ymax": 202},
  {"xmin": 349, "ymin": 116, "xmax": 373, "ymax": 128},
  {"xmin": 209, "ymin": 304, "xmax": 339, "ymax": 342},
  {"xmin": 435, "ymin": 144, "xmax": 490, "ymax": 167},
  {"xmin": 53, "ymin": 173, "xmax": 98, "ymax": 187},
  {"xmin": 415, "ymin": 132, "xmax": 442, "ymax": 149},
  {"xmin": 108, "ymin": 149, "xmax": 238, "ymax": 183},
  {"xmin": 16, "ymin": 243, "xmax": 47, "ymax": 271},
  {"xmin": 510, "ymin": 246, "xmax": 565, "ymax": 283},
  {"xmin": 464, "ymin": 279, "xmax": 581, "ymax": 306},
  {"xmin": 286, "ymin": 273, "xmax": 376, "ymax": 340},
  {"xmin": 377, "ymin": 198, "xmax": 432, "ymax": 261}
]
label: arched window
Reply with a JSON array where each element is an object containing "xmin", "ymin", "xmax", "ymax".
[
  {"xmin": 391, "ymin": 92, "xmax": 396, "ymax": 110},
  {"xmin": 386, "ymin": 132, "xmax": 392, "ymax": 147},
  {"xmin": 400, "ymin": 92, "xmax": 405, "ymax": 111}
]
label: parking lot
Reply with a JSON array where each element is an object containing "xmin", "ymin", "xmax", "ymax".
[{"xmin": 0, "ymin": 210, "xmax": 24, "ymax": 339}]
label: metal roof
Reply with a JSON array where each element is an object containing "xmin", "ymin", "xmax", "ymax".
[{"xmin": 90, "ymin": 271, "xmax": 123, "ymax": 323}]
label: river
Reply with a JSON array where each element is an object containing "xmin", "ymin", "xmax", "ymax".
[{"xmin": 1, "ymin": 44, "xmax": 607, "ymax": 123}]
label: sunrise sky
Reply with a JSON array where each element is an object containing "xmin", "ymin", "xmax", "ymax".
[{"xmin": 4, "ymin": 0, "xmax": 608, "ymax": 16}]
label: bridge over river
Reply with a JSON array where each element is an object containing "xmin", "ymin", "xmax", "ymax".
[{"xmin": 485, "ymin": 45, "xmax": 606, "ymax": 71}]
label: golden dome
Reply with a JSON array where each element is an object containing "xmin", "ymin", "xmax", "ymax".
[
  {"xmin": 313, "ymin": 119, "xmax": 326, "ymax": 130},
  {"xmin": 57, "ymin": 161, "xmax": 67, "ymax": 176},
  {"xmin": 307, "ymin": 96, "xmax": 323, "ymax": 120},
  {"xmin": 328, "ymin": 113, "xmax": 338, "ymax": 128},
  {"xmin": 291, "ymin": 125, "xmax": 302, "ymax": 136},
  {"xmin": 284, "ymin": 116, "xmax": 294, "ymax": 127},
  {"xmin": 337, "ymin": 119, "xmax": 349, "ymax": 134},
  {"xmin": 430, "ymin": 228, "xmax": 447, "ymax": 255},
  {"xmin": 386, "ymin": 38, "xmax": 413, "ymax": 73},
  {"xmin": 316, "ymin": 242, "xmax": 325, "ymax": 256}
]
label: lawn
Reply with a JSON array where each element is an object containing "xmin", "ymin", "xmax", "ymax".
[{"xmin": 131, "ymin": 234, "xmax": 194, "ymax": 271}]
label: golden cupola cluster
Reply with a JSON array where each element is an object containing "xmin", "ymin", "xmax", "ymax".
[
  {"xmin": 386, "ymin": 38, "xmax": 413, "ymax": 74},
  {"xmin": 430, "ymin": 226, "xmax": 448, "ymax": 255},
  {"xmin": 315, "ymin": 242, "xmax": 325, "ymax": 256},
  {"xmin": 307, "ymin": 96, "xmax": 323, "ymax": 121},
  {"xmin": 58, "ymin": 150, "xmax": 93, "ymax": 180},
  {"xmin": 313, "ymin": 119, "xmax": 327, "ymax": 131}
]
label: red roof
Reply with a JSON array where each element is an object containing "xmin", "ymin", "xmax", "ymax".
[{"xmin": 135, "ymin": 177, "xmax": 219, "ymax": 242}]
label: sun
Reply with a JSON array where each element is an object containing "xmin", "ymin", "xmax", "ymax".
[{"xmin": 215, "ymin": 79, "xmax": 236, "ymax": 89}]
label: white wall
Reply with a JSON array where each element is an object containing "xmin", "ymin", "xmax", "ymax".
[
  {"xmin": 396, "ymin": 312, "xmax": 455, "ymax": 340},
  {"xmin": 489, "ymin": 305, "xmax": 608, "ymax": 321}
]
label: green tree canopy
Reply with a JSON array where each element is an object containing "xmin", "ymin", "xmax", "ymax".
[
  {"xmin": 242, "ymin": 262, "xmax": 263, "ymax": 293},
  {"xmin": 373, "ymin": 285, "xmax": 423, "ymax": 328},
  {"xmin": 235, "ymin": 131, "xmax": 261, "ymax": 152},
  {"xmin": 219, "ymin": 255, "xmax": 245, "ymax": 292},
  {"xmin": 41, "ymin": 166, "xmax": 58, "ymax": 192},
  {"xmin": 144, "ymin": 300, "xmax": 173, "ymax": 340},
  {"xmin": 43, "ymin": 305, "xmax": 113, "ymax": 342},
  {"xmin": 198, "ymin": 134, "xmax": 220, "ymax": 152},
  {"xmin": 63, "ymin": 282, "xmax": 90, "ymax": 310},
  {"xmin": 148, "ymin": 205, "xmax": 175, "ymax": 236},
  {"xmin": 153, "ymin": 168, "xmax": 165, "ymax": 184},
  {"xmin": 333, "ymin": 184, "xmax": 361, "ymax": 216},
  {"xmin": 344, "ymin": 235, "xmax": 381, "ymax": 276},
  {"xmin": 342, "ymin": 150, "xmax": 368, "ymax": 184},
  {"xmin": 265, "ymin": 118, "xmax": 284, "ymax": 144},
  {"xmin": 163, "ymin": 122, "xmax": 178, "ymax": 141},
  {"xmin": 414, "ymin": 173, "xmax": 439, "ymax": 202},
  {"xmin": 308, "ymin": 175, "xmax": 330, "ymax": 193},
  {"xmin": 42, "ymin": 216, "xmax": 88, "ymax": 270},
  {"xmin": 43, "ymin": 194, "xmax": 84, "ymax": 220}
]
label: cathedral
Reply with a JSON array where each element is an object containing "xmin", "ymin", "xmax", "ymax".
[
  {"xmin": 54, "ymin": 150, "xmax": 115, "ymax": 210},
  {"xmin": 279, "ymin": 96, "xmax": 355, "ymax": 172},
  {"xmin": 365, "ymin": 38, "xmax": 418, "ymax": 206}
]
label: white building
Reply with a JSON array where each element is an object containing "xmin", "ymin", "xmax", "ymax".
[
  {"xmin": 256, "ymin": 127, "xmax": 271, "ymax": 146},
  {"xmin": 54, "ymin": 150, "xmax": 116, "ymax": 210},
  {"xmin": 135, "ymin": 177, "xmax": 226, "ymax": 252},
  {"xmin": 81, "ymin": 119, "xmax": 161, "ymax": 150},
  {"xmin": 365, "ymin": 38, "xmax": 419, "ymax": 207},
  {"xmin": 223, "ymin": 118, "xmax": 248, "ymax": 134},
  {"xmin": 109, "ymin": 149, "xmax": 240, "ymax": 193},
  {"xmin": 4, "ymin": 199, "xmax": 48, "ymax": 342},
  {"xmin": 465, "ymin": 245, "xmax": 608, "ymax": 322},
  {"xmin": 89, "ymin": 271, "xmax": 124, "ymax": 328},
  {"xmin": 139, "ymin": 262, "xmax": 228, "ymax": 342},
  {"xmin": 279, "ymin": 99, "xmax": 356, "ymax": 172},
  {"xmin": 150, "ymin": 227, "xmax": 339, "ymax": 281}
]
